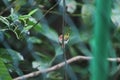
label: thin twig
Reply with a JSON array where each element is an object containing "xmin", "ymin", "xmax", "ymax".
[
  {"xmin": 0, "ymin": 1, "xmax": 15, "ymax": 15},
  {"xmin": 13, "ymin": 56, "xmax": 120, "ymax": 80},
  {"xmin": 62, "ymin": 0, "xmax": 68, "ymax": 79},
  {"xmin": 32, "ymin": 1, "xmax": 59, "ymax": 28}
]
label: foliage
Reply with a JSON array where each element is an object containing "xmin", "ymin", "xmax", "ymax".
[
  {"xmin": 0, "ymin": 0, "xmax": 120, "ymax": 80},
  {"xmin": 0, "ymin": 58, "xmax": 12, "ymax": 80}
]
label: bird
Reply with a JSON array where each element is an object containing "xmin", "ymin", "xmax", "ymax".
[{"xmin": 59, "ymin": 33, "xmax": 70, "ymax": 46}]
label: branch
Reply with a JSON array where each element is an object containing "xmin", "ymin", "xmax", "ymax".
[{"xmin": 13, "ymin": 56, "xmax": 120, "ymax": 80}]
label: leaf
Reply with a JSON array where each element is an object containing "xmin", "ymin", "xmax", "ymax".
[
  {"xmin": 35, "ymin": 52, "xmax": 51, "ymax": 60},
  {"xmin": 59, "ymin": 0, "xmax": 77, "ymax": 13},
  {"xmin": 35, "ymin": 26, "xmax": 58, "ymax": 43},
  {"xmin": 19, "ymin": 15, "xmax": 31, "ymax": 20},
  {"xmin": 27, "ymin": 37, "xmax": 42, "ymax": 44},
  {"xmin": 14, "ymin": 0, "xmax": 26, "ymax": 11},
  {"xmin": 28, "ymin": 17, "xmax": 42, "ymax": 28},
  {"xmin": 69, "ymin": 47, "xmax": 78, "ymax": 56},
  {"xmin": 32, "ymin": 51, "xmax": 52, "ymax": 70},
  {"xmin": 0, "ymin": 48, "xmax": 24, "ymax": 76},
  {"xmin": 28, "ymin": 8, "xmax": 38, "ymax": 16},
  {"xmin": 0, "ymin": 58, "xmax": 12, "ymax": 80},
  {"xmin": 29, "ymin": 17, "xmax": 59, "ymax": 42},
  {"xmin": 9, "ymin": 8, "xmax": 19, "ymax": 21},
  {"xmin": 19, "ymin": 9, "xmax": 38, "ymax": 20},
  {"xmin": 111, "ymin": 4, "xmax": 120, "ymax": 28},
  {"xmin": 81, "ymin": 4, "xmax": 95, "ymax": 27},
  {"xmin": 44, "ymin": 29, "xmax": 58, "ymax": 42},
  {"xmin": 47, "ymin": 72, "xmax": 63, "ymax": 80},
  {"xmin": 0, "ymin": 16, "xmax": 10, "ymax": 27},
  {"xmin": 21, "ymin": 25, "xmax": 33, "ymax": 33},
  {"xmin": 32, "ymin": 61, "xmax": 48, "ymax": 70},
  {"xmin": 0, "ymin": 48, "xmax": 24, "ymax": 63}
]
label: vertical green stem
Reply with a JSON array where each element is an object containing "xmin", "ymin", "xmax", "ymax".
[
  {"xmin": 62, "ymin": 0, "xmax": 67, "ymax": 80},
  {"xmin": 91, "ymin": 0, "xmax": 111, "ymax": 80}
]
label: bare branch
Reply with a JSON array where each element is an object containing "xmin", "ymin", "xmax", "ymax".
[{"xmin": 13, "ymin": 56, "xmax": 120, "ymax": 80}]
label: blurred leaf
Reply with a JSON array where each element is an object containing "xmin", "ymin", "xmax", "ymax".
[
  {"xmin": 32, "ymin": 51, "xmax": 52, "ymax": 70},
  {"xmin": 81, "ymin": 4, "xmax": 95, "ymax": 28},
  {"xmin": 47, "ymin": 71, "xmax": 63, "ymax": 80},
  {"xmin": 72, "ymin": 65, "xmax": 83, "ymax": 73},
  {"xmin": 111, "ymin": 3, "xmax": 120, "ymax": 28},
  {"xmin": 0, "ymin": 58, "xmax": 12, "ymax": 80},
  {"xmin": 0, "ymin": 48, "xmax": 24, "ymax": 63},
  {"xmin": 19, "ymin": 9, "xmax": 38, "ymax": 20},
  {"xmin": 69, "ymin": 46, "xmax": 78, "ymax": 56},
  {"xmin": 28, "ymin": 9, "xmax": 38, "ymax": 16},
  {"xmin": 36, "ymin": 29, "xmax": 56, "ymax": 43},
  {"xmin": 44, "ymin": 29, "xmax": 58, "ymax": 42},
  {"xmin": 32, "ymin": 61, "xmax": 48, "ymax": 70},
  {"xmin": 19, "ymin": 15, "xmax": 31, "ymax": 20},
  {"xmin": 0, "ymin": 29, "xmax": 9, "ymax": 32},
  {"xmin": 28, "ymin": 37, "xmax": 42, "ymax": 44},
  {"xmin": 28, "ymin": 17, "xmax": 42, "ymax": 29},
  {"xmin": 0, "ymin": 48, "xmax": 24, "ymax": 76},
  {"xmin": 9, "ymin": 8, "xmax": 19, "ymax": 21},
  {"xmin": 35, "ymin": 52, "xmax": 49, "ymax": 59},
  {"xmin": 14, "ymin": 0, "xmax": 26, "ymax": 11},
  {"xmin": 69, "ymin": 32, "xmax": 81, "ymax": 45},
  {"xmin": 0, "ymin": 16, "xmax": 10, "ymax": 27},
  {"xmin": 35, "ymin": 25, "xmax": 58, "ymax": 43},
  {"xmin": 59, "ymin": 0, "xmax": 77, "ymax": 13},
  {"xmin": 21, "ymin": 25, "xmax": 33, "ymax": 33}
]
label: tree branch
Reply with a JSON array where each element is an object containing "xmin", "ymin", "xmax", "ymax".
[{"xmin": 13, "ymin": 56, "xmax": 120, "ymax": 80}]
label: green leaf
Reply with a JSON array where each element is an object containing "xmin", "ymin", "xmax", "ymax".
[
  {"xmin": 28, "ymin": 17, "xmax": 42, "ymax": 28},
  {"xmin": 0, "ymin": 16, "xmax": 10, "ymax": 27},
  {"xmin": 19, "ymin": 9, "xmax": 38, "ymax": 20},
  {"xmin": 19, "ymin": 15, "xmax": 31, "ymax": 20},
  {"xmin": 9, "ymin": 8, "xmax": 18, "ymax": 21},
  {"xmin": 0, "ymin": 29, "xmax": 9, "ymax": 32},
  {"xmin": 29, "ymin": 17, "xmax": 58, "ymax": 42},
  {"xmin": 69, "ymin": 47, "xmax": 78, "ymax": 56},
  {"xmin": 0, "ymin": 48, "xmax": 24, "ymax": 63},
  {"xmin": 35, "ymin": 26, "xmax": 58, "ymax": 43},
  {"xmin": 35, "ymin": 52, "xmax": 51, "ymax": 60},
  {"xmin": 0, "ymin": 48, "xmax": 24, "ymax": 76},
  {"xmin": 0, "ymin": 58, "xmax": 12, "ymax": 80},
  {"xmin": 28, "ymin": 9, "xmax": 38, "ymax": 16},
  {"xmin": 21, "ymin": 25, "xmax": 33, "ymax": 33},
  {"xmin": 44, "ymin": 29, "xmax": 58, "ymax": 42},
  {"xmin": 28, "ymin": 37, "xmax": 42, "ymax": 44},
  {"xmin": 81, "ymin": 4, "xmax": 95, "ymax": 27},
  {"xmin": 47, "ymin": 72, "xmax": 63, "ymax": 80},
  {"xmin": 59, "ymin": 0, "xmax": 77, "ymax": 13},
  {"xmin": 32, "ymin": 61, "xmax": 48, "ymax": 70}
]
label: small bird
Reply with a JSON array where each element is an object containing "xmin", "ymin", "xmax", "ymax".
[{"xmin": 59, "ymin": 33, "xmax": 70, "ymax": 46}]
